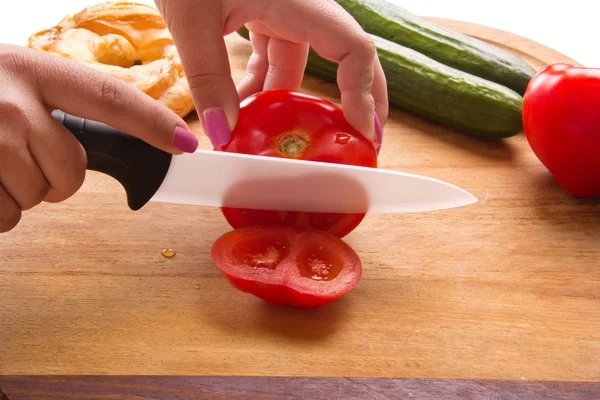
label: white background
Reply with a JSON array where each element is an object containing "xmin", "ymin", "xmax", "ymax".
[{"xmin": 1, "ymin": 0, "xmax": 596, "ymax": 66}]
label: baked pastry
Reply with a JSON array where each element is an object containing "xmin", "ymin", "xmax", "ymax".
[{"xmin": 27, "ymin": 1, "xmax": 195, "ymax": 118}]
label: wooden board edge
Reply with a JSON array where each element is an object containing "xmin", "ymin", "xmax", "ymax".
[{"xmin": 424, "ymin": 17, "xmax": 583, "ymax": 67}]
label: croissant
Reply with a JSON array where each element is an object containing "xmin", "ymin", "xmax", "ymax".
[{"xmin": 27, "ymin": 1, "xmax": 195, "ymax": 118}]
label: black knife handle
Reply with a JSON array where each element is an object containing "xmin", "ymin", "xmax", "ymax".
[{"xmin": 52, "ymin": 109, "xmax": 172, "ymax": 211}]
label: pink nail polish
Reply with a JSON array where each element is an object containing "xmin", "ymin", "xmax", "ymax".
[
  {"xmin": 173, "ymin": 126, "xmax": 198, "ymax": 153},
  {"xmin": 374, "ymin": 113, "xmax": 383, "ymax": 155},
  {"xmin": 203, "ymin": 108, "xmax": 231, "ymax": 148}
]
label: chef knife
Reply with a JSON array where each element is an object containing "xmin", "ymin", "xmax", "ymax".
[{"xmin": 52, "ymin": 110, "xmax": 478, "ymax": 214}]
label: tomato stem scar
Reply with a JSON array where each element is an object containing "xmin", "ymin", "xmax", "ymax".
[{"xmin": 277, "ymin": 133, "xmax": 308, "ymax": 156}]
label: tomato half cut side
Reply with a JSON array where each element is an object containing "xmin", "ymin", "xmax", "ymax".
[{"xmin": 210, "ymin": 226, "xmax": 363, "ymax": 308}]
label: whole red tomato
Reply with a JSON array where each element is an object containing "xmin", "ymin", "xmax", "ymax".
[
  {"xmin": 211, "ymin": 225, "xmax": 363, "ymax": 307},
  {"xmin": 215, "ymin": 90, "xmax": 378, "ymax": 237},
  {"xmin": 523, "ymin": 63, "xmax": 600, "ymax": 197}
]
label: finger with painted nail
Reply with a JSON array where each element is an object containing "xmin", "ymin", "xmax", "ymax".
[
  {"xmin": 0, "ymin": 43, "xmax": 196, "ymax": 233},
  {"xmin": 203, "ymin": 108, "xmax": 232, "ymax": 148},
  {"xmin": 374, "ymin": 112, "xmax": 383, "ymax": 155},
  {"xmin": 154, "ymin": 0, "xmax": 235, "ymax": 148},
  {"xmin": 154, "ymin": 0, "xmax": 388, "ymax": 151}
]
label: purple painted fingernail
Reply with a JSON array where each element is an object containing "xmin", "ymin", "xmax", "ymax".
[
  {"xmin": 203, "ymin": 108, "xmax": 231, "ymax": 148},
  {"xmin": 374, "ymin": 113, "xmax": 383, "ymax": 155},
  {"xmin": 173, "ymin": 126, "xmax": 198, "ymax": 153}
]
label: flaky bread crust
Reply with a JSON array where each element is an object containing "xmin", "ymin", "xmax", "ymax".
[{"xmin": 28, "ymin": 1, "xmax": 195, "ymax": 118}]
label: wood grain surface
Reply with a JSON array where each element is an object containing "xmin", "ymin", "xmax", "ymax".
[
  {"xmin": 1, "ymin": 18, "xmax": 599, "ymax": 382},
  {"xmin": 1, "ymin": 376, "xmax": 600, "ymax": 400}
]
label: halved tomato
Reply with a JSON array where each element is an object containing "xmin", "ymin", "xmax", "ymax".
[
  {"xmin": 215, "ymin": 89, "xmax": 378, "ymax": 238},
  {"xmin": 210, "ymin": 226, "xmax": 363, "ymax": 307}
]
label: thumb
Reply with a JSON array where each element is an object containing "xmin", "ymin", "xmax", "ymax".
[
  {"xmin": 24, "ymin": 46, "xmax": 198, "ymax": 154},
  {"xmin": 156, "ymin": 0, "xmax": 238, "ymax": 148}
]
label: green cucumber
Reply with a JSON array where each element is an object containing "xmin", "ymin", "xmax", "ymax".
[
  {"xmin": 236, "ymin": 27, "xmax": 523, "ymax": 139},
  {"xmin": 334, "ymin": 0, "xmax": 536, "ymax": 95}
]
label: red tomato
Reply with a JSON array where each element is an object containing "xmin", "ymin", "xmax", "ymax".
[
  {"xmin": 215, "ymin": 89, "xmax": 378, "ymax": 238},
  {"xmin": 523, "ymin": 63, "xmax": 600, "ymax": 197},
  {"xmin": 210, "ymin": 226, "xmax": 363, "ymax": 307}
]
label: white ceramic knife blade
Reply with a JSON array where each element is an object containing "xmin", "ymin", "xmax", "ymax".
[
  {"xmin": 53, "ymin": 110, "xmax": 477, "ymax": 214},
  {"xmin": 150, "ymin": 150, "xmax": 478, "ymax": 213}
]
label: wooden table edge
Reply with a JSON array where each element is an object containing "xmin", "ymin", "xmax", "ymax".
[{"xmin": 1, "ymin": 376, "xmax": 599, "ymax": 399}]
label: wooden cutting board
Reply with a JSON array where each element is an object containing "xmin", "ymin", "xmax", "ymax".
[{"xmin": 1, "ymin": 18, "xmax": 598, "ymax": 382}]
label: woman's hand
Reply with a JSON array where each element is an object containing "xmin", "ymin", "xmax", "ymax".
[
  {"xmin": 0, "ymin": 44, "xmax": 198, "ymax": 233},
  {"xmin": 154, "ymin": 0, "xmax": 387, "ymax": 151}
]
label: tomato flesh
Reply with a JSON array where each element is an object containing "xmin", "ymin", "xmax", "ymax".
[
  {"xmin": 210, "ymin": 226, "xmax": 363, "ymax": 307},
  {"xmin": 215, "ymin": 89, "xmax": 377, "ymax": 238}
]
